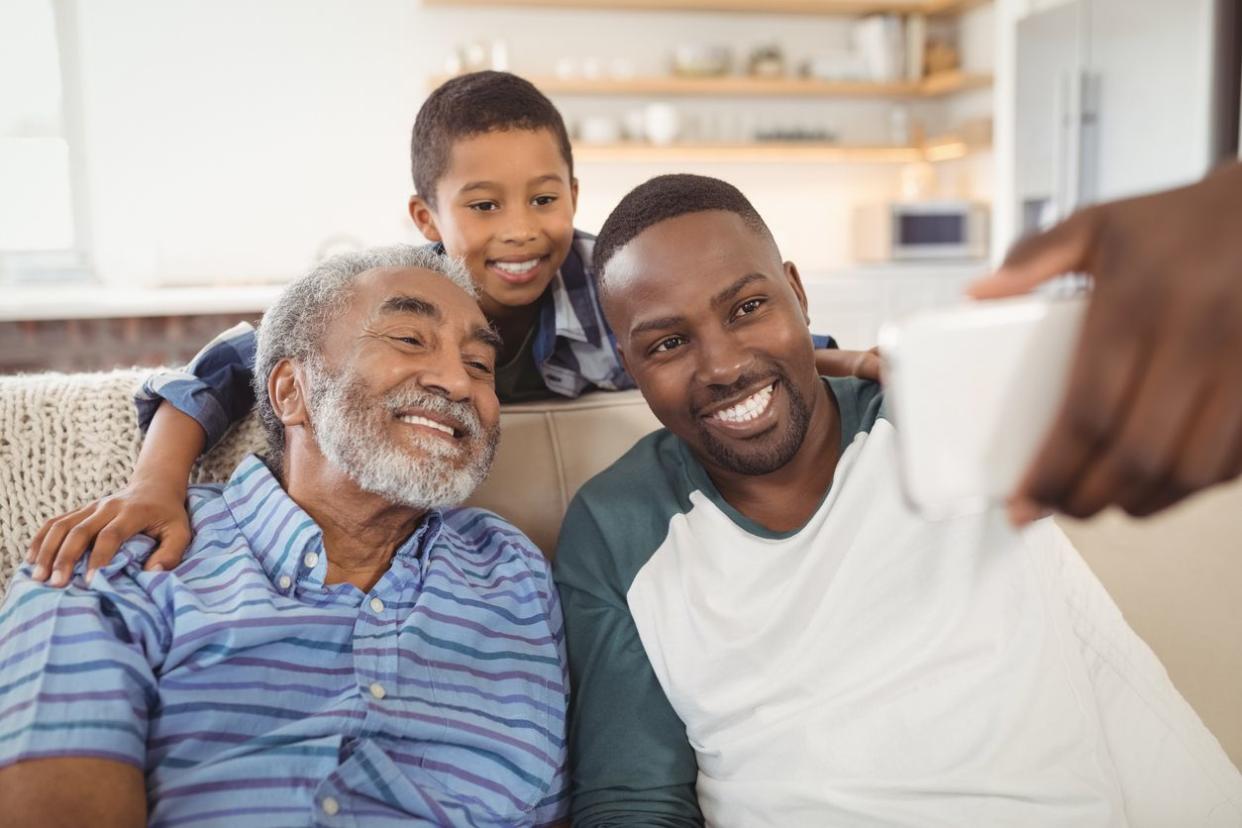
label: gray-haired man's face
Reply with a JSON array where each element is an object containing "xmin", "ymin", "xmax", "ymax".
[{"xmin": 303, "ymin": 267, "xmax": 502, "ymax": 509}]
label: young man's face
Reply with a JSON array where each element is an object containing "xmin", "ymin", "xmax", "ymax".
[
  {"xmin": 603, "ymin": 210, "xmax": 825, "ymax": 478},
  {"xmin": 410, "ymin": 128, "xmax": 578, "ymax": 320}
]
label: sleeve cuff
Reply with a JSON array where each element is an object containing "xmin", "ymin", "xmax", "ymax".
[
  {"xmin": 134, "ymin": 373, "xmax": 230, "ymax": 450},
  {"xmin": 811, "ymin": 333, "xmax": 839, "ymax": 350}
]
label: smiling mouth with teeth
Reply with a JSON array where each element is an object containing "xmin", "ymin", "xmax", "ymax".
[
  {"xmin": 707, "ymin": 383, "xmax": 776, "ymax": 425},
  {"xmin": 489, "ymin": 257, "xmax": 545, "ymax": 276},
  {"xmin": 398, "ymin": 414, "xmax": 459, "ymax": 438}
]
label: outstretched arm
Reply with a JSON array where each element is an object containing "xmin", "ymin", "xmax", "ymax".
[{"xmin": 969, "ymin": 161, "xmax": 1242, "ymax": 523}]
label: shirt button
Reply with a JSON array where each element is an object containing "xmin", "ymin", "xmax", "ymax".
[
  {"xmin": 278, "ymin": 575, "xmax": 293, "ymax": 591},
  {"xmin": 321, "ymin": 796, "xmax": 340, "ymax": 816},
  {"xmin": 303, "ymin": 552, "xmax": 319, "ymax": 568},
  {"xmin": 370, "ymin": 597, "xmax": 385, "ymax": 613},
  {"xmin": 369, "ymin": 681, "xmax": 386, "ymax": 700}
]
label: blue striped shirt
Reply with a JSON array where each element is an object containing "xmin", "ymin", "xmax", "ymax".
[{"xmin": 0, "ymin": 455, "xmax": 569, "ymax": 827}]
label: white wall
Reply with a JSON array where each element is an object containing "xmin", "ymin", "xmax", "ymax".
[
  {"xmin": 72, "ymin": 0, "xmax": 419, "ymax": 286},
  {"xmin": 63, "ymin": 0, "xmax": 998, "ymax": 287}
]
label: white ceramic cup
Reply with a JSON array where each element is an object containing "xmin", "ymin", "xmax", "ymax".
[{"xmin": 643, "ymin": 103, "xmax": 681, "ymax": 146}]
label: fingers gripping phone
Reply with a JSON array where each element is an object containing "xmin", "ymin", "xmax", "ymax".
[{"xmin": 878, "ymin": 296, "xmax": 1088, "ymax": 518}]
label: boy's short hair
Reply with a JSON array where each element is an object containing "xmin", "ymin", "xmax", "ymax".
[
  {"xmin": 411, "ymin": 71, "xmax": 575, "ymax": 205},
  {"xmin": 593, "ymin": 174, "xmax": 776, "ymax": 280}
]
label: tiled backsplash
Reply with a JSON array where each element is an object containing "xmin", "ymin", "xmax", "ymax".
[{"xmin": 0, "ymin": 314, "xmax": 259, "ymax": 375}]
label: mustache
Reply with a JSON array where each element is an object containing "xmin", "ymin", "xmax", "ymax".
[{"xmin": 384, "ymin": 386, "xmax": 484, "ymax": 439}]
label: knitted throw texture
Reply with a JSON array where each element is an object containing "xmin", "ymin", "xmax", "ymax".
[{"xmin": 0, "ymin": 371, "xmax": 265, "ymax": 594}]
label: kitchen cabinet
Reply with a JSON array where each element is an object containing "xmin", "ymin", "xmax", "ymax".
[{"xmin": 803, "ymin": 263, "xmax": 984, "ymax": 348}]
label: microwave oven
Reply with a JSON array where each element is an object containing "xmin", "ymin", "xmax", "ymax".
[{"xmin": 853, "ymin": 201, "xmax": 990, "ymax": 262}]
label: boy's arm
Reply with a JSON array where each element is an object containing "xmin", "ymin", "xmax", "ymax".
[
  {"xmin": 554, "ymin": 502, "xmax": 703, "ymax": 828},
  {"xmin": 135, "ymin": 321, "xmax": 259, "ymax": 449},
  {"xmin": 28, "ymin": 404, "xmax": 203, "ymax": 587},
  {"xmin": 0, "ymin": 758, "xmax": 146, "ymax": 828},
  {"xmin": 28, "ymin": 322, "xmax": 258, "ymax": 587}
]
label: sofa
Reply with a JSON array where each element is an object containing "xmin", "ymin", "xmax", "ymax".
[{"xmin": 2, "ymin": 370, "xmax": 1239, "ymax": 771}]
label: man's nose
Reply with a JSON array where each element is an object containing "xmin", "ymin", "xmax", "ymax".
[
  {"xmin": 417, "ymin": 349, "xmax": 473, "ymax": 402},
  {"xmin": 694, "ymin": 328, "xmax": 750, "ymax": 389}
]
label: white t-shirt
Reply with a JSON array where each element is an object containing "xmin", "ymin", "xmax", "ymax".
[{"xmin": 556, "ymin": 378, "xmax": 1242, "ymax": 827}]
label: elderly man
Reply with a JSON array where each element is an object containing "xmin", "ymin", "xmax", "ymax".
[{"xmin": 0, "ymin": 246, "xmax": 568, "ymax": 827}]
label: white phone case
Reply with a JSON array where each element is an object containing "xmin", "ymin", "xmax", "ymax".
[{"xmin": 878, "ymin": 296, "xmax": 1088, "ymax": 518}]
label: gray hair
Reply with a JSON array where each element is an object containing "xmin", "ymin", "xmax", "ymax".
[{"xmin": 253, "ymin": 244, "xmax": 476, "ymax": 464}]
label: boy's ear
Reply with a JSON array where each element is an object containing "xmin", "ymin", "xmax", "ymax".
[
  {"xmin": 268, "ymin": 359, "xmax": 311, "ymax": 431},
  {"xmin": 409, "ymin": 195, "xmax": 442, "ymax": 243},
  {"xmin": 783, "ymin": 260, "xmax": 811, "ymax": 326},
  {"xmin": 570, "ymin": 177, "xmax": 579, "ymax": 213}
]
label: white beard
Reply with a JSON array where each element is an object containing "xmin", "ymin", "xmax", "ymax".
[{"xmin": 305, "ymin": 363, "xmax": 499, "ymax": 510}]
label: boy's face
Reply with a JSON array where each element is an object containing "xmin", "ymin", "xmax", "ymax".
[
  {"xmin": 409, "ymin": 128, "xmax": 578, "ymax": 319},
  {"xmin": 602, "ymin": 210, "xmax": 825, "ymax": 479}
]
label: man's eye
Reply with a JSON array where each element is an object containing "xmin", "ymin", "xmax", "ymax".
[
  {"xmin": 467, "ymin": 361, "xmax": 494, "ymax": 375},
  {"xmin": 734, "ymin": 298, "xmax": 764, "ymax": 318},
  {"xmin": 652, "ymin": 336, "xmax": 685, "ymax": 354},
  {"xmin": 532, "ymin": 194, "xmax": 557, "ymax": 207},
  {"xmin": 395, "ymin": 336, "xmax": 423, "ymax": 347},
  {"xmin": 469, "ymin": 201, "xmax": 499, "ymax": 212}
]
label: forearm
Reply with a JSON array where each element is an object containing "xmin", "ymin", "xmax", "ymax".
[
  {"xmin": 133, "ymin": 402, "xmax": 207, "ymax": 494},
  {"xmin": 0, "ymin": 758, "xmax": 146, "ymax": 828}
]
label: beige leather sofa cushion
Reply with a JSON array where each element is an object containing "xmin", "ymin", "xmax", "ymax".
[
  {"xmin": 0, "ymin": 371, "xmax": 1237, "ymax": 769},
  {"xmin": 466, "ymin": 390, "xmax": 660, "ymax": 555}
]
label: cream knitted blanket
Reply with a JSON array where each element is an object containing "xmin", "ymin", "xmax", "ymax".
[{"xmin": 0, "ymin": 371, "xmax": 265, "ymax": 592}]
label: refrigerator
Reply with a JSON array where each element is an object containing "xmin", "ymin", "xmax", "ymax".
[{"xmin": 1014, "ymin": 0, "xmax": 1241, "ymax": 236}]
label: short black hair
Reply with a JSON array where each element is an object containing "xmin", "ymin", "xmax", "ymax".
[
  {"xmin": 411, "ymin": 71, "xmax": 574, "ymax": 206},
  {"xmin": 593, "ymin": 174, "xmax": 775, "ymax": 279}
]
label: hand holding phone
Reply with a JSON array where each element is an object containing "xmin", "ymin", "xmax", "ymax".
[{"xmin": 879, "ymin": 296, "xmax": 1088, "ymax": 518}]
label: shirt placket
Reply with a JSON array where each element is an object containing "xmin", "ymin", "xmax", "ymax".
[{"xmin": 354, "ymin": 551, "xmax": 421, "ymax": 737}]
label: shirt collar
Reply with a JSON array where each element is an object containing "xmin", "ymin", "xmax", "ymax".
[
  {"xmin": 549, "ymin": 234, "xmax": 603, "ymax": 347},
  {"xmin": 221, "ymin": 455, "xmax": 444, "ymax": 590}
]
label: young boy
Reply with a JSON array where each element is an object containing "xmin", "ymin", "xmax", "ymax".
[{"xmin": 27, "ymin": 70, "xmax": 863, "ymax": 584}]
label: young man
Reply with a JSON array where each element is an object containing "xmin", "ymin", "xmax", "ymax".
[
  {"xmin": 0, "ymin": 246, "xmax": 568, "ymax": 826},
  {"xmin": 27, "ymin": 71, "xmax": 867, "ymax": 584},
  {"xmin": 554, "ymin": 174, "xmax": 1242, "ymax": 827}
]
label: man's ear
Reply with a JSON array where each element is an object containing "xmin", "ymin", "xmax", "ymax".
[
  {"xmin": 408, "ymin": 195, "xmax": 442, "ymax": 243},
  {"xmin": 783, "ymin": 260, "xmax": 811, "ymax": 326},
  {"xmin": 616, "ymin": 344, "xmax": 631, "ymax": 379},
  {"xmin": 268, "ymin": 359, "xmax": 311, "ymax": 430}
]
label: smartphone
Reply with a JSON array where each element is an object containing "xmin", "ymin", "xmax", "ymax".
[{"xmin": 878, "ymin": 295, "xmax": 1088, "ymax": 519}]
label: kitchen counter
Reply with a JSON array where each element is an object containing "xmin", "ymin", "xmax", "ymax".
[{"xmin": 0, "ymin": 284, "xmax": 285, "ymax": 322}]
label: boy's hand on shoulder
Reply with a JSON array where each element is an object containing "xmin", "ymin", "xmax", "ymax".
[
  {"xmin": 815, "ymin": 347, "xmax": 882, "ymax": 383},
  {"xmin": 27, "ymin": 480, "xmax": 192, "ymax": 589}
]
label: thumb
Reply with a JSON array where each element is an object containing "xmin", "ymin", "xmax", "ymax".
[
  {"xmin": 968, "ymin": 208, "xmax": 1099, "ymax": 300},
  {"xmin": 143, "ymin": 524, "xmax": 191, "ymax": 573}
]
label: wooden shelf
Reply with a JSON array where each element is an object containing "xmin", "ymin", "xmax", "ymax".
[
  {"xmin": 431, "ymin": 71, "xmax": 991, "ymax": 99},
  {"xmin": 572, "ymin": 139, "xmax": 988, "ymax": 163},
  {"xmin": 424, "ymin": 0, "xmax": 989, "ymax": 15}
]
